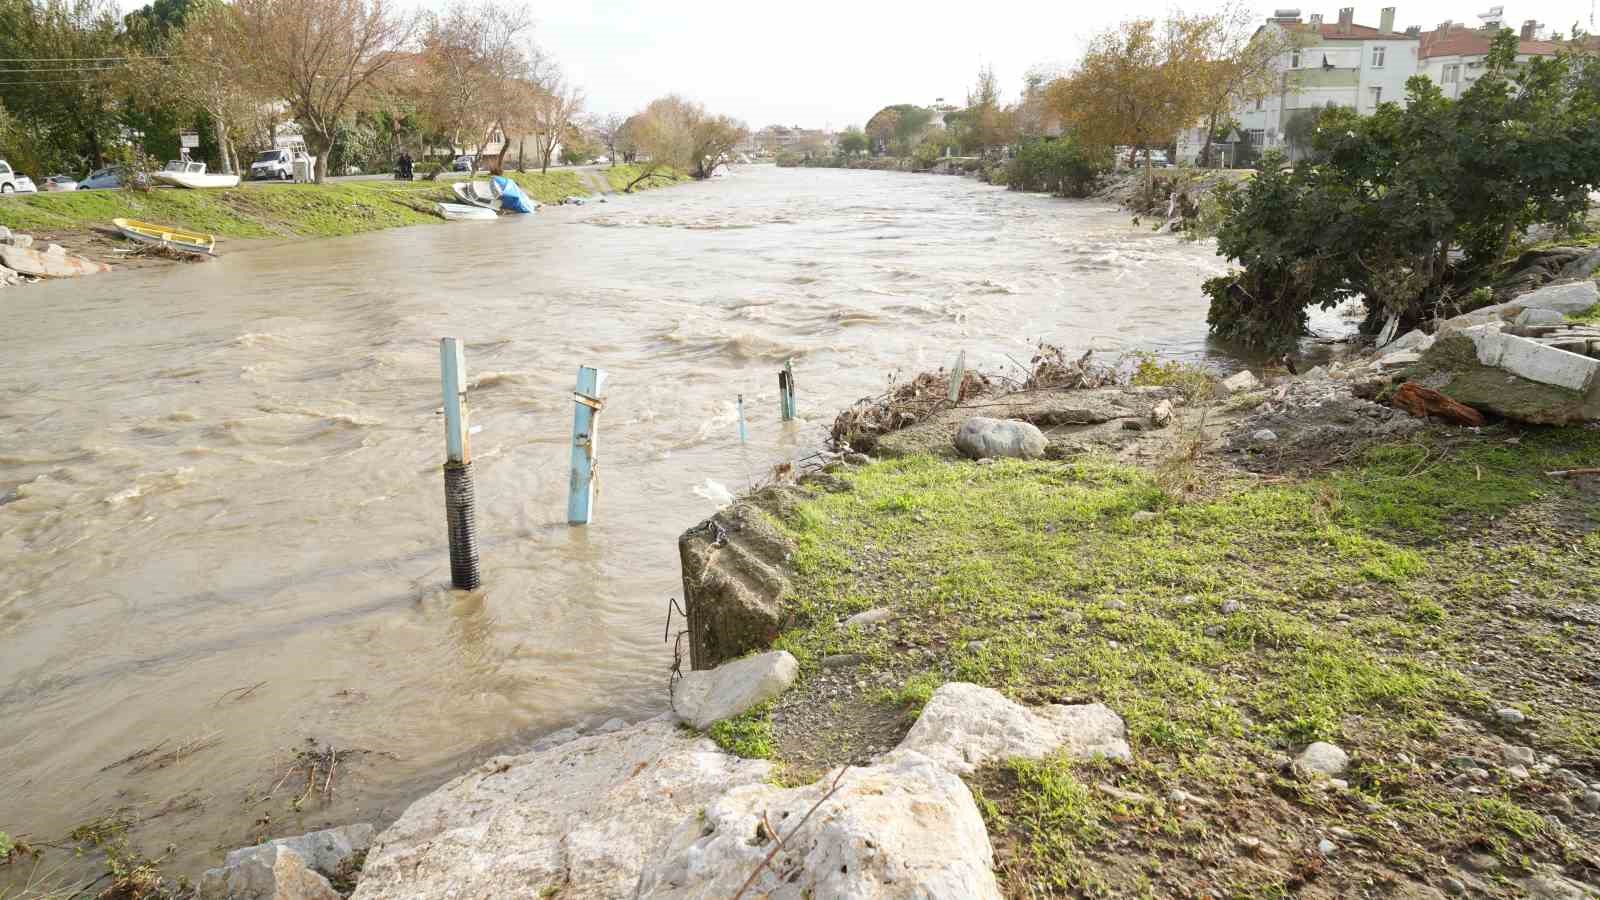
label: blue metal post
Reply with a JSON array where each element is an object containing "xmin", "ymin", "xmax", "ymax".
[
  {"xmin": 440, "ymin": 338, "xmax": 480, "ymax": 589},
  {"xmin": 779, "ymin": 359, "xmax": 796, "ymax": 421},
  {"xmin": 567, "ymin": 366, "xmax": 606, "ymax": 525}
]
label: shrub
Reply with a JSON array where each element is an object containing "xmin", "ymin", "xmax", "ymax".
[
  {"xmin": 1205, "ymin": 30, "xmax": 1600, "ymax": 351},
  {"xmin": 1007, "ymin": 136, "xmax": 1110, "ymax": 198}
]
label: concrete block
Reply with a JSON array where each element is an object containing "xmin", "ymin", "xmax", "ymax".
[{"xmin": 1495, "ymin": 333, "xmax": 1600, "ymax": 392}]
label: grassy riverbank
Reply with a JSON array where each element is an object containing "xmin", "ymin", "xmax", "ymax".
[
  {"xmin": 0, "ymin": 164, "xmax": 685, "ymax": 239},
  {"xmin": 720, "ymin": 426, "xmax": 1600, "ymax": 896}
]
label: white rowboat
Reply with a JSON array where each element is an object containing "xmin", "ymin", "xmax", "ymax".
[
  {"xmin": 151, "ymin": 160, "xmax": 241, "ymax": 189},
  {"xmin": 435, "ymin": 202, "xmax": 497, "ymax": 221}
]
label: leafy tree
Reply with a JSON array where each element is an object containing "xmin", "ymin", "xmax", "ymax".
[
  {"xmin": 1186, "ymin": 2, "xmax": 1301, "ymax": 168},
  {"xmin": 838, "ymin": 126, "xmax": 868, "ymax": 157},
  {"xmin": 0, "ymin": 0, "xmax": 129, "ymax": 172},
  {"xmin": 864, "ymin": 104, "xmax": 932, "ymax": 156},
  {"xmin": 628, "ymin": 94, "xmax": 746, "ymax": 184},
  {"xmin": 1204, "ymin": 30, "xmax": 1600, "ymax": 351}
]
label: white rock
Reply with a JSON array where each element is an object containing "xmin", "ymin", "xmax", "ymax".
[
  {"xmin": 953, "ymin": 417, "xmax": 1046, "ymax": 460},
  {"xmin": 1295, "ymin": 741, "xmax": 1349, "ymax": 778},
  {"xmin": 200, "ymin": 825, "xmax": 373, "ymax": 899},
  {"xmin": 352, "ymin": 718, "xmax": 772, "ymax": 900},
  {"xmin": 1302, "ymin": 365, "xmax": 1331, "ymax": 380},
  {"xmin": 1251, "ymin": 428, "xmax": 1279, "ymax": 443},
  {"xmin": 1503, "ymin": 744, "xmax": 1537, "ymax": 767},
  {"xmin": 1378, "ymin": 350, "xmax": 1422, "ymax": 368},
  {"xmin": 1389, "ymin": 329, "xmax": 1435, "ymax": 352},
  {"xmin": 896, "ymin": 682, "xmax": 1131, "ymax": 774},
  {"xmin": 635, "ymin": 750, "xmax": 1001, "ymax": 898},
  {"xmin": 671, "ymin": 650, "xmax": 798, "ymax": 730},
  {"xmin": 1518, "ymin": 280, "xmax": 1599, "ymax": 314},
  {"xmin": 1132, "ymin": 510, "xmax": 1158, "ymax": 523},
  {"xmin": 845, "ymin": 606, "xmax": 893, "ymax": 627},
  {"xmin": 1151, "ymin": 399, "xmax": 1174, "ymax": 427},
  {"xmin": 1220, "ymin": 370, "xmax": 1260, "ymax": 395},
  {"xmin": 1497, "ymin": 707, "xmax": 1527, "ymax": 725},
  {"xmin": 198, "ymin": 844, "xmax": 341, "ymax": 900},
  {"xmin": 1516, "ymin": 307, "xmax": 1569, "ymax": 326}
]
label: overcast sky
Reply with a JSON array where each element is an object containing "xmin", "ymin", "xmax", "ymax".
[{"xmin": 526, "ymin": 0, "xmax": 1597, "ymax": 128}]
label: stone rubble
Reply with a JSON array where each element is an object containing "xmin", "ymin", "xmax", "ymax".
[
  {"xmin": 199, "ymin": 824, "xmax": 374, "ymax": 900},
  {"xmin": 896, "ymin": 682, "xmax": 1131, "ymax": 774}
]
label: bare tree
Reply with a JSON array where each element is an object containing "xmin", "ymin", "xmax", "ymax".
[
  {"xmin": 627, "ymin": 95, "xmax": 746, "ymax": 186},
  {"xmin": 130, "ymin": 0, "xmax": 259, "ymax": 174},
  {"xmin": 236, "ymin": 0, "xmax": 419, "ymax": 181},
  {"xmin": 1190, "ymin": 2, "xmax": 1301, "ymax": 167},
  {"xmin": 591, "ymin": 112, "xmax": 625, "ymax": 166},
  {"xmin": 416, "ymin": 0, "xmax": 537, "ymax": 176},
  {"xmin": 527, "ymin": 66, "xmax": 584, "ymax": 174}
]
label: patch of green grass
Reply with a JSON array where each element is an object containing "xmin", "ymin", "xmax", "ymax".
[
  {"xmin": 1572, "ymin": 302, "xmax": 1600, "ymax": 325},
  {"xmin": 707, "ymin": 704, "xmax": 775, "ymax": 758},
  {"xmin": 603, "ymin": 163, "xmax": 691, "ymax": 193}
]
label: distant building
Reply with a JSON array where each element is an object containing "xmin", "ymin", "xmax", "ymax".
[
  {"xmin": 754, "ymin": 125, "xmax": 836, "ymax": 157},
  {"xmin": 1419, "ymin": 18, "xmax": 1563, "ymax": 99}
]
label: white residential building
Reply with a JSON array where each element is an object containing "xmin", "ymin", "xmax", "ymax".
[
  {"xmin": 1233, "ymin": 7, "xmax": 1421, "ymax": 159},
  {"xmin": 1419, "ymin": 18, "xmax": 1563, "ymax": 99}
]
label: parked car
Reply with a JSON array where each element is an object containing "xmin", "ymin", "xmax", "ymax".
[
  {"xmin": 78, "ymin": 166, "xmax": 127, "ymax": 190},
  {"xmin": 452, "ymin": 154, "xmax": 476, "ymax": 172},
  {"xmin": 0, "ymin": 159, "xmax": 37, "ymax": 193},
  {"xmin": 43, "ymin": 174, "xmax": 78, "ymax": 192}
]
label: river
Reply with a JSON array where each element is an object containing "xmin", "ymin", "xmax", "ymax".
[{"xmin": 1, "ymin": 165, "xmax": 1255, "ymax": 882}]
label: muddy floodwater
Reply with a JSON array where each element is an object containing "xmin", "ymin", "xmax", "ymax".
[{"xmin": 2, "ymin": 166, "xmax": 1269, "ymax": 880}]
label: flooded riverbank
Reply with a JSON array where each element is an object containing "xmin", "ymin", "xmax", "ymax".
[{"xmin": 3, "ymin": 165, "xmax": 1256, "ymax": 881}]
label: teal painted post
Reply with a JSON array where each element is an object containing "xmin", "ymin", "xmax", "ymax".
[
  {"xmin": 779, "ymin": 359, "xmax": 796, "ymax": 421},
  {"xmin": 948, "ymin": 349, "xmax": 966, "ymax": 403},
  {"xmin": 567, "ymin": 366, "xmax": 606, "ymax": 525},
  {"xmin": 737, "ymin": 394, "xmax": 748, "ymax": 443}
]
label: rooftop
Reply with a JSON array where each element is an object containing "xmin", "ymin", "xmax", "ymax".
[{"xmin": 1418, "ymin": 25, "xmax": 1563, "ymax": 59}]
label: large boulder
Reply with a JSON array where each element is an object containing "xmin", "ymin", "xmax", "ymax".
[
  {"xmin": 199, "ymin": 825, "xmax": 373, "ymax": 900},
  {"xmin": 352, "ymin": 718, "xmax": 773, "ymax": 900},
  {"xmin": 1519, "ymin": 280, "xmax": 1598, "ymax": 315},
  {"xmin": 671, "ymin": 650, "xmax": 798, "ymax": 729},
  {"xmin": 634, "ymin": 750, "xmax": 1002, "ymax": 899},
  {"xmin": 953, "ymin": 417, "xmax": 1046, "ymax": 460},
  {"xmin": 0, "ymin": 244, "xmax": 110, "ymax": 278},
  {"xmin": 896, "ymin": 682, "xmax": 1131, "ymax": 774},
  {"xmin": 678, "ymin": 488, "xmax": 800, "ymax": 671}
]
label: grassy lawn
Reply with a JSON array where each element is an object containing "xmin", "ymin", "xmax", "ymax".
[
  {"xmin": 716, "ymin": 427, "xmax": 1600, "ymax": 896},
  {"xmin": 0, "ymin": 166, "xmax": 688, "ymax": 239}
]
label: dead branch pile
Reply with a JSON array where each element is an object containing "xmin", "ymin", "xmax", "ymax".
[
  {"xmin": 829, "ymin": 369, "xmax": 991, "ymax": 451},
  {"xmin": 1023, "ymin": 344, "xmax": 1122, "ymax": 390}
]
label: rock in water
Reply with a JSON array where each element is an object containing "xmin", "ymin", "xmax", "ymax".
[
  {"xmin": 670, "ymin": 650, "xmax": 798, "ymax": 730},
  {"xmin": 1391, "ymin": 382, "xmax": 1487, "ymax": 427},
  {"xmin": 677, "ymin": 490, "xmax": 799, "ymax": 670},
  {"xmin": 1295, "ymin": 741, "xmax": 1350, "ymax": 778},
  {"xmin": 896, "ymin": 682, "xmax": 1131, "ymax": 774},
  {"xmin": 634, "ymin": 750, "xmax": 1002, "ymax": 899},
  {"xmin": 0, "ymin": 244, "xmax": 111, "ymax": 278},
  {"xmin": 199, "ymin": 825, "xmax": 373, "ymax": 900},
  {"xmin": 953, "ymin": 417, "xmax": 1046, "ymax": 460},
  {"xmin": 197, "ymin": 844, "xmax": 342, "ymax": 900},
  {"xmin": 352, "ymin": 719, "xmax": 772, "ymax": 900}
]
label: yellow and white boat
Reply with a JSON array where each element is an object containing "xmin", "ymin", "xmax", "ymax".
[{"xmin": 112, "ymin": 218, "xmax": 216, "ymax": 255}]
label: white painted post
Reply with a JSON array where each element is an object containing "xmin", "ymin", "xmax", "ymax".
[
  {"xmin": 948, "ymin": 349, "xmax": 966, "ymax": 403},
  {"xmin": 440, "ymin": 338, "xmax": 480, "ymax": 589},
  {"xmin": 567, "ymin": 366, "xmax": 607, "ymax": 525}
]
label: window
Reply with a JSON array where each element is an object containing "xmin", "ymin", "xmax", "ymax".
[
  {"xmin": 1371, "ymin": 46, "xmax": 1386, "ymax": 68},
  {"xmin": 1443, "ymin": 64, "xmax": 1460, "ymax": 84},
  {"xmin": 1370, "ymin": 86, "xmax": 1383, "ymax": 106},
  {"xmin": 1290, "ymin": 49, "xmax": 1302, "ymax": 68},
  {"xmin": 1247, "ymin": 128, "xmax": 1266, "ymax": 147}
]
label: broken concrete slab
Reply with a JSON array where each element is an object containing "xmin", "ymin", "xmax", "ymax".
[
  {"xmin": 1518, "ymin": 280, "xmax": 1598, "ymax": 315},
  {"xmin": 1414, "ymin": 333, "xmax": 1600, "ymax": 425},
  {"xmin": 896, "ymin": 682, "xmax": 1131, "ymax": 774},
  {"xmin": 1461, "ymin": 324, "xmax": 1599, "ymax": 393}
]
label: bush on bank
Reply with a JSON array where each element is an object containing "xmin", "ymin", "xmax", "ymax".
[
  {"xmin": 1204, "ymin": 30, "xmax": 1600, "ymax": 352},
  {"xmin": 1005, "ymin": 136, "xmax": 1111, "ymax": 198}
]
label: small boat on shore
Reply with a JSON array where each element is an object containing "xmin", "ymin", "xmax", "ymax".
[
  {"xmin": 151, "ymin": 160, "xmax": 241, "ymax": 189},
  {"xmin": 112, "ymin": 217, "xmax": 217, "ymax": 255},
  {"xmin": 453, "ymin": 181, "xmax": 498, "ymax": 209},
  {"xmin": 435, "ymin": 202, "xmax": 498, "ymax": 221}
]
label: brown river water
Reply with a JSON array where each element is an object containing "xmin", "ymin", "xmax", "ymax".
[{"xmin": 2, "ymin": 166, "xmax": 1280, "ymax": 882}]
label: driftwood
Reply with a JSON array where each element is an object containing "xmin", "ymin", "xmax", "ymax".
[{"xmin": 1391, "ymin": 382, "xmax": 1486, "ymax": 427}]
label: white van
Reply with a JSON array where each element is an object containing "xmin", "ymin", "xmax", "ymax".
[{"xmin": 249, "ymin": 148, "xmax": 296, "ymax": 180}]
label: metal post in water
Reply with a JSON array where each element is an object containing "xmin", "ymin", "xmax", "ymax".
[
  {"xmin": 440, "ymin": 337, "xmax": 481, "ymax": 589},
  {"xmin": 737, "ymin": 393, "xmax": 748, "ymax": 443},
  {"xmin": 778, "ymin": 359, "xmax": 796, "ymax": 421},
  {"xmin": 948, "ymin": 349, "xmax": 967, "ymax": 403},
  {"xmin": 568, "ymin": 365, "xmax": 607, "ymax": 525}
]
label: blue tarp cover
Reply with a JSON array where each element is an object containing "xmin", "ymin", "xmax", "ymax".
[{"xmin": 491, "ymin": 176, "xmax": 534, "ymax": 213}]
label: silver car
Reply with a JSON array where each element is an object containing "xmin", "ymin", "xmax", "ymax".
[{"xmin": 78, "ymin": 166, "xmax": 127, "ymax": 190}]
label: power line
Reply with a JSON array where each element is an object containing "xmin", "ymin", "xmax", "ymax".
[
  {"xmin": 0, "ymin": 64, "xmax": 132, "ymax": 72},
  {"xmin": 0, "ymin": 55, "xmax": 169, "ymax": 62},
  {"xmin": 0, "ymin": 76, "xmax": 121, "ymax": 85}
]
